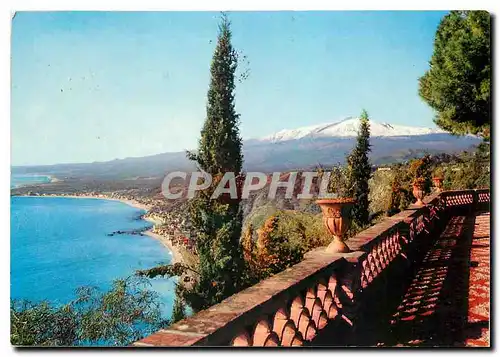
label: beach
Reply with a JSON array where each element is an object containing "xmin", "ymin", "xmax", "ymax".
[{"xmin": 142, "ymin": 218, "xmax": 183, "ymax": 265}]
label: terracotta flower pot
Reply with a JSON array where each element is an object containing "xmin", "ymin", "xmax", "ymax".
[
  {"xmin": 316, "ymin": 198, "xmax": 355, "ymax": 253},
  {"xmin": 432, "ymin": 177, "xmax": 443, "ymax": 193},
  {"xmin": 412, "ymin": 183, "xmax": 425, "ymax": 206}
]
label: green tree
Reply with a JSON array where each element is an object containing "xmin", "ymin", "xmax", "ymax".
[
  {"xmin": 187, "ymin": 14, "xmax": 243, "ymax": 175},
  {"xmin": 347, "ymin": 110, "xmax": 372, "ymax": 226},
  {"xmin": 183, "ymin": 14, "xmax": 247, "ymax": 311},
  {"xmin": 11, "ymin": 278, "xmax": 167, "ymax": 346},
  {"xmin": 387, "ymin": 175, "xmax": 402, "ymax": 216},
  {"xmin": 419, "ymin": 11, "xmax": 491, "ymax": 136},
  {"xmin": 170, "ymin": 286, "xmax": 186, "ymax": 323},
  {"xmin": 137, "ymin": 14, "xmax": 248, "ymax": 312}
]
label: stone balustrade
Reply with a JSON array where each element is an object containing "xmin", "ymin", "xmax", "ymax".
[{"xmin": 133, "ymin": 189, "xmax": 490, "ymax": 347}]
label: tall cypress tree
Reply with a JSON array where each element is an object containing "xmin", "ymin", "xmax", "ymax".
[
  {"xmin": 189, "ymin": 14, "xmax": 242, "ymax": 175},
  {"xmin": 347, "ymin": 110, "xmax": 372, "ymax": 227},
  {"xmin": 185, "ymin": 14, "xmax": 246, "ymax": 311}
]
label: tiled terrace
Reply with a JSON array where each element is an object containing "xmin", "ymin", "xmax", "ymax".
[
  {"xmin": 375, "ymin": 211, "xmax": 490, "ymax": 347},
  {"xmin": 133, "ymin": 189, "xmax": 490, "ymax": 348}
]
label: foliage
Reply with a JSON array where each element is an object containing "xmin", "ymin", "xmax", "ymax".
[
  {"xmin": 240, "ymin": 146, "xmax": 491, "ymax": 282},
  {"xmin": 243, "ymin": 211, "xmax": 327, "ymax": 280},
  {"xmin": 239, "ymin": 145, "xmax": 490, "ymax": 284},
  {"xmin": 258, "ymin": 215, "xmax": 304, "ymax": 277},
  {"xmin": 11, "ymin": 301, "xmax": 77, "ymax": 346},
  {"xmin": 473, "ymin": 142, "xmax": 491, "ymax": 187},
  {"xmin": 186, "ymin": 14, "xmax": 243, "ymax": 174},
  {"xmin": 171, "ymin": 286, "xmax": 187, "ymax": 323},
  {"xmin": 134, "ymin": 14, "xmax": 251, "ymax": 312},
  {"xmin": 388, "ymin": 165, "xmax": 415, "ymax": 212},
  {"xmin": 387, "ymin": 174, "xmax": 402, "ymax": 215},
  {"xmin": 443, "ymin": 143, "xmax": 490, "ymax": 190},
  {"xmin": 11, "ymin": 277, "xmax": 167, "ymax": 346},
  {"xmin": 241, "ymin": 223, "xmax": 256, "ymax": 264},
  {"xmin": 433, "ymin": 166, "xmax": 445, "ymax": 179},
  {"xmin": 182, "ymin": 214, "xmax": 249, "ymax": 311},
  {"xmin": 368, "ymin": 168, "xmax": 397, "ymax": 215},
  {"xmin": 398, "ymin": 189, "xmax": 413, "ymax": 211},
  {"xmin": 419, "ymin": 11, "xmax": 491, "ymax": 136},
  {"xmin": 244, "ymin": 201, "xmax": 279, "ymax": 233},
  {"xmin": 375, "ymin": 145, "xmax": 489, "ymax": 215},
  {"xmin": 346, "ymin": 110, "xmax": 372, "ymax": 226},
  {"xmin": 182, "ymin": 14, "xmax": 248, "ymax": 311},
  {"xmin": 136, "ymin": 262, "xmax": 197, "ymax": 279},
  {"xmin": 325, "ymin": 164, "xmax": 354, "ymax": 198},
  {"xmin": 413, "ymin": 176, "xmax": 426, "ymax": 186},
  {"xmin": 409, "ymin": 155, "xmax": 432, "ymax": 193}
]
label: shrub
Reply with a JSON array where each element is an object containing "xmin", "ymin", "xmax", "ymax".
[
  {"xmin": 386, "ymin": 176, "xmax": 402, "ymax": 216},
  {"xmin": 409, "ymin": 155, "xmax": 432, "ymax": 193},
  {"xmin": 11, "ymin": 277, "xmax": 167, "ymax": 346},
  {"xmin": 243, "ymin": 211, "xmax": 327, "ymax": 280},
  {"xmin": 433, "ymin": 166, "xmax": 444, "ymax": 179}
]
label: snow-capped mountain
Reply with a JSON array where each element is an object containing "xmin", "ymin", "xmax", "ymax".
[
  {"xmin": 242, "ymin": 117, "xmax": 480, "ymax": 171},
  {"xmin": 13, "ymin": 118, "xmax": 481, "ymax": 179},
  {"xmin": 254, "ymin": 117, "xmax": 448, "ymax": 143}
]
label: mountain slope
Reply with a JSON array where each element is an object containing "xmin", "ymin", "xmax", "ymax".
[
  {"xmin": 249, "ymin": 117, "xmax": 448, "ymax": 143},
  {"xmin": 12, "ymin": 118, "xmax": 481, "ymax": 179}
]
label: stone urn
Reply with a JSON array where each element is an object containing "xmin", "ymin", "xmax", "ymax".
[
  {"xmin": 412, "ymin": 181, "xmax": 425, "ymax": 206},
  {"xmin": 316, "ymin": 198, "xmax": 355, "ymax": 253},
  {"xmin": 432, "ymin": 177, "xmax": 444, "ymax": 193}
]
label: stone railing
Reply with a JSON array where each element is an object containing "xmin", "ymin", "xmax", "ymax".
[
  {"xmin": 440, "ymin": 188, "xmax": 490, "ymax": 212},
  {"xmin": 133, "ymin": 189, "xmax": 490, "ymax": 347}
]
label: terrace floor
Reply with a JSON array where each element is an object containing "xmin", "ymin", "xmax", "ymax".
[{"xmin": 374, "ymin": 211, "xmax": 490, "ymax": 347}]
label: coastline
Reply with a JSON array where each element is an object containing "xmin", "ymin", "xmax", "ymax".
[
  {"xmin": 29, "ymin": 194, "xmax": 152, "ymax": 211},
  {"xmin": 143, "ymin": 230, "xmax": 182, "ymax": 265},
  {"xmin": 142, "ymin": 217, "xmax": 183, "ymax": 265},
  {"xmin": 13, "ymin": 193, "xmax": 184, "ymax": 266}
]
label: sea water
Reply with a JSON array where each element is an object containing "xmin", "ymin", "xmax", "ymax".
[
  {"xmin": 11, "ymin": 174, "xmax": 52, "ymax": 188},
  {"xmin": 10, "ymin": 196, "xmax": 176, "ymax": 320}
]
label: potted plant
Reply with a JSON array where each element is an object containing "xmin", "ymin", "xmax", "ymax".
[
  {"xmin": 409, "ymin": 156, "xmax": 431, "ymax": 206},
  {"xmin": 432, "ymin": 167, "xmax": 444, "ymax": 193},
  {"xmin": 412, "ymin": 176, "xmax": 426, "ymax": 206},
  {"xmin": 316, "ymin": 165, "xmax": 355, "ymax": 253}
]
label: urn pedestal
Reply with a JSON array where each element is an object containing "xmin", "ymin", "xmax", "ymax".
[
  {"xmin": 412, "ymin": 183, "xmax": 425, "ymax": 206},
  {"xmin": 316, "ymin": 198, "xmax": 355, "ymax": 253},
  {"xmin": 432, "ymin": 177, "xmax": 444, "ymax": 193}
]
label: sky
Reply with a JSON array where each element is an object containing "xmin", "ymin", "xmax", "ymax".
[{"xmin": 11, "ymin": 11, "xmax": 448, "ymax": 166}]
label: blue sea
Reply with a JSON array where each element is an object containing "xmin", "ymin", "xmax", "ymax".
[
  {"xmin": 10, "ymin": 195, "xmax": 177, "ymax": 320},
  {"xmin": 10, "ymin": 174, "xmax": 52, "ymax": 188}
]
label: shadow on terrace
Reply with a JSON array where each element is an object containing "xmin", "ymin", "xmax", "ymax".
[{"xmin": 133, "ymin": 189, "xmax": 490, "ymax": 348}]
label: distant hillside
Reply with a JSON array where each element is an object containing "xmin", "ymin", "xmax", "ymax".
[{"xmin": 12, "ymin": 118, "xmax": 480, "ymax": 179}]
